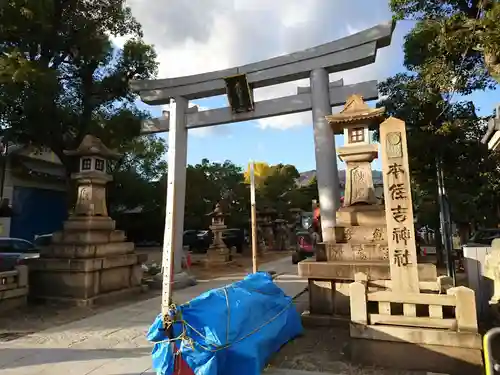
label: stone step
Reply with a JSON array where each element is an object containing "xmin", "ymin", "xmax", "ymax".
[
  {"xmin": 52, "ymin": 229, "xmax": 126, "ymax": 244},
  {"xmin": 316, "ymin": 242, "xmax": 388, "ymax": 262},
  {"xmin": 336, "ymin": 205, "xmax": 386, "ymax": 226},
  {"xmin": 63, "ymin": 217, "xmax": 116, "ymax": 231},
  {"xmin": 298, "ymin": 259, "xmax": 437, "ymax": 281},
  {"xmin": 40, "ymin": 241, "xmax": 135, "ymax": 259}
]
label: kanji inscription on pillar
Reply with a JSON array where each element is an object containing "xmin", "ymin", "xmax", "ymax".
[{"xmin": 380, "ymin": 117, "xmax": 420, "ymax": 293}]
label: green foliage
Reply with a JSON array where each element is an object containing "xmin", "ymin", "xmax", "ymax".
[
  {"xmin": 286, "ymin": 176, "xmax": 318, "ymax": 212},
  {"xmin": 390, "ymin": 0, "xmax": 500, "ymax": 88},
  {"xmin": 183, "ymin": 159, "xmax": 249, "ymax": 230},
  {"xmin": 258, "ymin": 164, "xmax": 300, "ymax": 211},
  {"xmin": 379, "ymin": 0, "xmax": 500, "ymax": 230},
  {"xmin": 378, "ymin": 73, "xmax": 500, "ymax": 226},
  {"xmin": 0, "ymin": 0, "xmax": 158, "ymax": 170},
  {"xmin": 107, "ymin": 135, "xmax": 167, "ymax": 214}
]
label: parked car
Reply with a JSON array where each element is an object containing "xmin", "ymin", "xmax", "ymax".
[
  {"xmin": 465, "ymin": 229, "xmax": 500, "ymax": 247},
  {"xmin": 0, "ymin": 238, "xmax": 39, "ymax": 271},
  {"xmin": 221, "ymin": 228, "xmax": 245, "ymax": 253},
  {"xmin": 34, "ymin": 233, "xmax": 53, "ymax": 247},
  {"xmin": 183, "ymin": 230, "xmax": 200, "ymax": 249},
  {"xmin": 195, "ymin": 230, "xmax": 213, "ymax": 252},
  {"xmin": 292, "ymin": 230, "xmax": 315, "ymax": 264},
  {"xmin": 183, "ymin": 230, "xmax": 213, "ymax": 253}
]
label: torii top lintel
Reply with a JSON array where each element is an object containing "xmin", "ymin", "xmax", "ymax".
[{"xmin": 130, "ymin": 21, "xmax": 395, "ymax": 105}]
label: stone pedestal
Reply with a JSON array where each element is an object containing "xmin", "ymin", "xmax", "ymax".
[
  {"xmin": 299, "ymin": 199, "xmax": 403, "ymax": 323},
  {"xmin": 205, "ymin": 244, "xmax": 232, "ymax": 266},
  {"xmin": 30, "ymin": 217, "xmax": 144, "ymax": 306}
]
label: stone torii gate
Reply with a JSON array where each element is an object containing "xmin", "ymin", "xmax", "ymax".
[{"xmin": 131, "ymin": 21, "xmax": 395, "ymax": 281}]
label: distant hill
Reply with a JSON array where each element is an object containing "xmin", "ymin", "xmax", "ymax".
[{"xmin": 297, "ymin": 169, "xmax": 383, "ymax": 187}]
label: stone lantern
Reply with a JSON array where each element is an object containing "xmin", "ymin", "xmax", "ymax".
[
  {"xmin": 260, "ymin": 207, "xmax": 277, "ymax": 251},
  {"xmin": 65, "ymin": 135, "xmax": 121, "ymax": 217},
  {"xmin": 296, "ymin": 96, "xmax": 390, "ymax": 323},
  {"xmin": 29, "ymin": 135, "xmax": 144, "ymax": 306},
  {"xmin": 326, "ymin": 94, "xmax": 385, "ymax": 207},
  {"xmin": 205, "ymin": 202, "xmax": 232, "ymax": 266}
]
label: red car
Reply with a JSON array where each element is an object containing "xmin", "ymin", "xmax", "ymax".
[{"xmin": 292, "ymin": 230, "xmax": 315, "ymax": 264}]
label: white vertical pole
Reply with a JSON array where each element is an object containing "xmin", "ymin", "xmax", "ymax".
[
  {"xmin": 161, "ymin": 97, "xmax": 188, "ymax": 324},
  {"xmin": 250, "ymin": 161, "xmax": 258, "ymax": 273}
]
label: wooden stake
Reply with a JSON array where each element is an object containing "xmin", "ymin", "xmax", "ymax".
[{"xmin": 250, "ymin": 161, "xmax": 258, "ymax": 273}]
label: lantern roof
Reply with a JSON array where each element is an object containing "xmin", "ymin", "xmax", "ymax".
[
  {"xmin": 64, "ymin": 135, "xmax": 122, "ymax": 160},
  {"xmin": 207, "ymin": 202, "xmax": 225, "ymax": 217},
  {"xmin": 326, "ymin": 94, "xmax": 386, "ymax": 134}
]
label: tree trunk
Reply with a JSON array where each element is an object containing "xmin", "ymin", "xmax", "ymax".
[{"xmin": 54, "ymin": 150, "xmax": 77, "ymax": 214}]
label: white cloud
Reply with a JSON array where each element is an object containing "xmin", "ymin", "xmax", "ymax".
[{"xmin": 120, "ymin": 0, "xmax": 401, "ymax": 132}]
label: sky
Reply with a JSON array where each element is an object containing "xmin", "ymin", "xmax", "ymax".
[{"xmin": 115, "ymin": 0, "xmax": 498, "ymax": 173}]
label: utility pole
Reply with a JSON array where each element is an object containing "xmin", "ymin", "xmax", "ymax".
[
  {"xmin": 436, "ymin": 157, "xmax": 456, "ymax": 284},
  {"xmin": 0, "ymin": 139, "xmax": 7, "ymax": 199},
  {"xmin": 250, "ymin": 161, "xmax": 258, "ymax": 273}
]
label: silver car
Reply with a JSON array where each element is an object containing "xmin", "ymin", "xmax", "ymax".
[{"xmin": 0, "ymin": 238, "xmax": 39, "ymax": 271}]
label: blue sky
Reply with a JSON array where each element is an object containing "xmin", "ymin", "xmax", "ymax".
[{"xmin": 124, "ymin": 1, "xmax": 498, "ymax": 173}]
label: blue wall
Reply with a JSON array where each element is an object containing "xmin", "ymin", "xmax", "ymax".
[{"xmin": 10, "ymin": 186, "xmax": 67, "ymax": 241}]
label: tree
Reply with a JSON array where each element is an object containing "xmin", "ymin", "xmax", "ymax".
[
  {"xmin": 258, "ymin": 164, "xmax": 300, "ymax": 212},
  {"xmin": 378, "ymin": 73, "xmax": 500, "ymax": 229},
  {"xmin": 379, "ymin": 1, "xmax": 500, "ymax": 234},
  {"xmin": 287, "ymin": 176, "xmax": 318, "ymax": 212},
  {"xmin": 107, "ymin": 134, "xmax": 167, "ymax": 214},
  {"xmin": 0, "ymin": 0, "xmax": 158, "ymax": 176},
  {"xmin": 390, "ymin": 0, "xmax": 500, "ymax": 90},
  {"xmin": 106, "ymin": 135, "xmax": 167, "ymax": 243},
  {"xmin": 243, "ymin": 162, "xmax": 273, "ymax": 188},
  {"xmin": 184, "ymin": 159, "xmax": 249, "ymax": 230}
]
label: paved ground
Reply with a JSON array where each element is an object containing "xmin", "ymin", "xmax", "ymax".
[{"xmin": 0, "ymin": 257, "xmax": 307, "ymax": 375}]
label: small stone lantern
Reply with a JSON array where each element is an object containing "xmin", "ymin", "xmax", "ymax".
[
  {"xmin": 205, "ymin": 202, "xmax": 232, "ymax": 265},
  {"xmin": 64, "ymin": 135, "xmax": 121, "ymax": 217},
  {"xmin": 207, "ymin": 203, "xmax": 227, "ymax": 247}
]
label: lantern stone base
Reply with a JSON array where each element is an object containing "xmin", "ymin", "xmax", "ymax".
[
  {"xmin": 298, "ymin": 260, "xmax": 438, "ymax": 325},
  {"xmin": 149, "ymin": 271, "xmax": 197, "ymax": 290},
  {"xmin": 29, "ymin": 216, "xmax": 145, "ymax": 306},
  {"xmin": 204, "ymin": 245, "xmax": 233, "ymax": 267},
  {"xmin": 29, "ymin": 253, "xmax": 144, "ymax": 307}
]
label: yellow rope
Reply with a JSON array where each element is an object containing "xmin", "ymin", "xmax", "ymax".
[{"xmin": 156, "ymin": 285, "xmax": 294, "ymax": 353}]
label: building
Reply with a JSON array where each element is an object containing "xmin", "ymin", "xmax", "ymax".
[
  {"xmin": 482, "ymin": 105, "xmax": 500, "ymax": 151},
  {"xmin": 0, "ymin": 144, "xmax": 67, "ymax": 241}
]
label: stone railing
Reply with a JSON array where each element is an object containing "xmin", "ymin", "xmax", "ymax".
[
  {"xmin": 0, "ymin": 265, "xmax": 28, "ymax": 313},
  {"xmin": 364, "ymin": 275, "xmax": 454, "ymax": 294},
  {"xmin": 350, "ymin": 280, "xmax": 478, "ymax": 333},
  {"xmin": 348, "ymin": 277, "xmax": 483, "ymax": 373}
]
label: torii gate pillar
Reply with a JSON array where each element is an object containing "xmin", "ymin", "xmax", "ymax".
[
  {"xmin": 310, "ymin": 68, "xmax": 341, "ymax": 242},
  {"xmin": 160, "ymin": 97, "xmax": 194, "ymax": 298}
]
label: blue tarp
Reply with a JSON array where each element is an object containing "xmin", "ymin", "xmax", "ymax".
[{"xmin": 147, "ymin": 272, "xmax": 303, "ymax": 375}]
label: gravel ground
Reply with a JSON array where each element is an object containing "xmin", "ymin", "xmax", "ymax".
[{"xmin": 266, "ymin": 292, "xmax": 426, "ymax": 375}]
